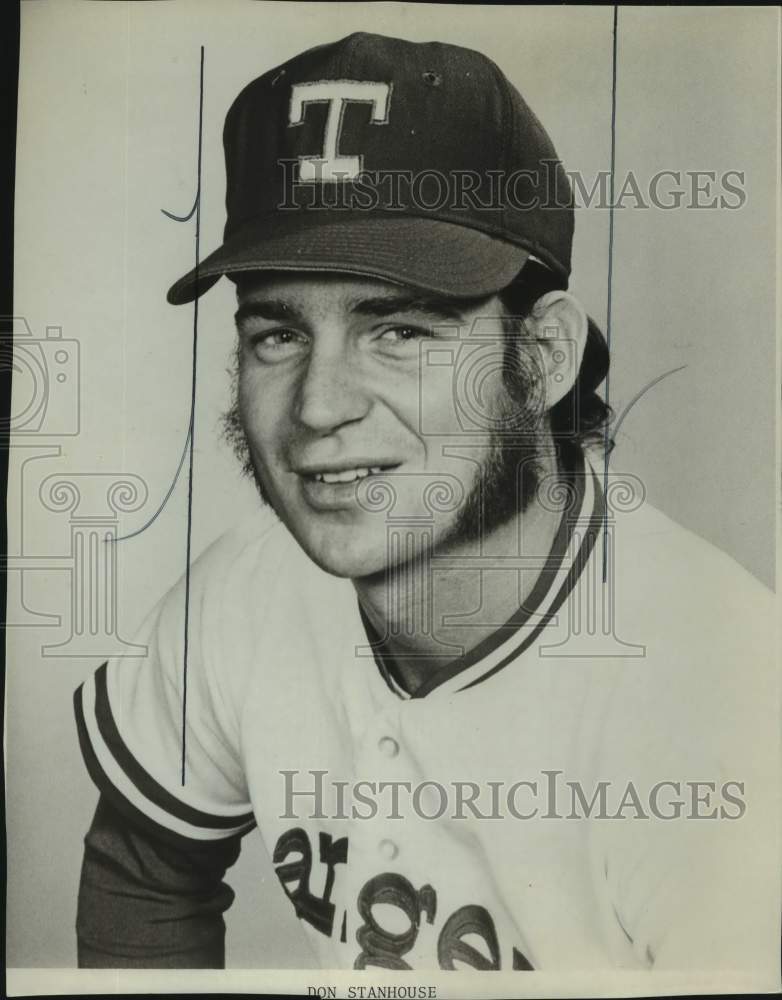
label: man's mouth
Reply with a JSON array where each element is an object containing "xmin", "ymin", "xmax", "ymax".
[
  {"xmin": 294, "ymin": 463, "xmax": 402, "ymax": 508},
  {"xmin": 291, "ymin": 461, "xmax": 406, "ymax": 513},
  {"xmin": 295, "ymin": 460, "xmax": 401, "ymax": 484},
  {"xmin": 310, "ymin": 466, "xmax": 386, "ymax": 484}
]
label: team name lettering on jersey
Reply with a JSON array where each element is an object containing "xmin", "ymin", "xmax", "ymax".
[{"xmin": 272, "ymin": 826, "xmax": 535, "ymax": 970}]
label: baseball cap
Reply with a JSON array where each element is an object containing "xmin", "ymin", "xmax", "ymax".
[{"xmin": 167, "ymin": 32, "xmax": 574, "ymax": 306}]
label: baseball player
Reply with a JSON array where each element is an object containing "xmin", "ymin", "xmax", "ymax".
[{"xmin": 73, "ymin": 32, "xmax": 776, "ymax": 973}]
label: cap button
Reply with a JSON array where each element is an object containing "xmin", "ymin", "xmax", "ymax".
[{"xmin": 378, "ymin": 736, "xmax": 400, "ymax": 758}]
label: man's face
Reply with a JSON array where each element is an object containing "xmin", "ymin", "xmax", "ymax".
[{"xmin": 227, "ymin": 273, "xmax": 544, "ymax": 579}]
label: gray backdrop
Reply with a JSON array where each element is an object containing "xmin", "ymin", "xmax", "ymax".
[{"xmin": 7, "ymin": 1, "xmax": 778, "ymax": 969}]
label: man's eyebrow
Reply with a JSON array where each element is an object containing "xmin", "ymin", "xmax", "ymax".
[
  {"xmin": 233, "ymin": 292, "xmax": 485, "ymax": 329},
  {"xmin": 350, "ymin": 294, "xmax": 476, "ymax": 321},
  {"xmin": 234, "ymin": 300, "xmax": 298, "ymax": 327}
]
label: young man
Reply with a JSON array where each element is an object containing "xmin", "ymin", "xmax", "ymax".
[{"xmin": 73, "ymin": 32, "xmax": 775, "ymax": 972}]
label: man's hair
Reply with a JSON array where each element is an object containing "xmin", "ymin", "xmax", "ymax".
[{"xmin": 498, "ymin": 260, "xmax": 612, "ymax": 454}]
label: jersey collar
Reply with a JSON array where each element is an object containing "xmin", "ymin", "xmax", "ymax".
[{"xmin": 359, "ymin": 448, "xmax": 605, "ymax": 701}]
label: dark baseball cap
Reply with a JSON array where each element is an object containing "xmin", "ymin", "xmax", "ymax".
[{"xmin": 167, "ymin": 32, "xmax": 574, "ymax": 306}]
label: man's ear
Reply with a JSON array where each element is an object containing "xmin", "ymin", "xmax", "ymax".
[{"xmin": 524, "ymin": 291, "xmax": 588, "ymax": 410}]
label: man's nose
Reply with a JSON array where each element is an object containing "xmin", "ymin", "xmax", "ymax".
[{"xmin": 294, "ymin": 343, "xmax": 371, "ymax": 433}]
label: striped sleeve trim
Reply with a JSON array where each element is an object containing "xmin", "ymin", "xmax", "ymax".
[{"xmin": 74, "ymin": 663, "xmax": 256, "ymax": 845}]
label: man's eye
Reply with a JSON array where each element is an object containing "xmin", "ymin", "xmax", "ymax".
[
  {"xmin": 248, "ymin": 329, "xmax": 307, "ymax": 360},
  {"xmin": 378, "ymin": 325, "xmax": 431, "ymax": 346}
]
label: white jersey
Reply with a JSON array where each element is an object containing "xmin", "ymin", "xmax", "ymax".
[{"xmin": 74, "ymin": 457, "xmax": 777, "ymax": 972}]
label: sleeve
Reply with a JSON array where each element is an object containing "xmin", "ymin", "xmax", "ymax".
[
  {"xmin": 77, "ymin": 794, "xmax": 242, "ymax": 968},
  {"xmin": 74, "ymin": 531, "xmax": 258, "ymax": 851}
]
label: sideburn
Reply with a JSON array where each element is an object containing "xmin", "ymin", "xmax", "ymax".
[{"xmin": 444, "ymin": 330, "xmax": 547, "ymax": 547}]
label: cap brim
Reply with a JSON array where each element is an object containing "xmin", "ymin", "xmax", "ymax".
[{"xmin": 166, "ymin": 214, "xmax": 531, "ymax": 305}]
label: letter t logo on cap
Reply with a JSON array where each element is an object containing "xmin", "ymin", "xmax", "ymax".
[{"xmin": 288, "ymin": 80, "xmax": 392, "ymax": 182}]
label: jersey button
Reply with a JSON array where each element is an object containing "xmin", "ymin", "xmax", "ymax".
[
  {"xmin": 378, "ymin": 736, "xmax": 399, "ymax": 758},
  {"xmin": 379, "ymin": 838, "xmax": 399, "ymax": 860}
]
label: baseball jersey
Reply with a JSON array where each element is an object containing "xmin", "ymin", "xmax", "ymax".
[{"xmin": 74, "ymin": 452, "xmax": 777, "ymax": 971}]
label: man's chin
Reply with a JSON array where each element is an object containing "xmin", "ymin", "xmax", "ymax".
[
  {"xmin": 294, "ymin": 537, "xmax": 391, "ymax": 580},
  {"xmin": 244, "ymin": 483, "xmax": 390, "ymax": 578}
]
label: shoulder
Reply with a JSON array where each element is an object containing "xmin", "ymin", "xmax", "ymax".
[
  {"xmin": 588, "ymin": 504, "xmax": 777, "ymax": 961},
  {"xmin": 599, "ymin": 497, "xmax": 775, "ymax": 776},
  {"xmin": 150, "ymin": 505, "xmax": 349, "ymax": 679},
  {"xmin": 174, "ymin": 504, "xmax": 356, "ymax": 667},
  {"xmin": 159, "ymin": 506, "xmax": 318, "ymax": 622},
  {"xmin": 140, "ymin": 505, "xmax": 358, "ymax": 743},
  {"xmin": 611, "ymin": 497, "xmax": 773, "ymax": 641}
]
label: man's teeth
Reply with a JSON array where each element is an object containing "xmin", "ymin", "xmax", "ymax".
[{"xmin": 313, "ymin": 467, "xmax": 383, "ymax": 484}]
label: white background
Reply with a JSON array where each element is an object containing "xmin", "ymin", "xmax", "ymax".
[{"xmin": 7, "ymin": 0, "xmax": 779, "ymax": 972}]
